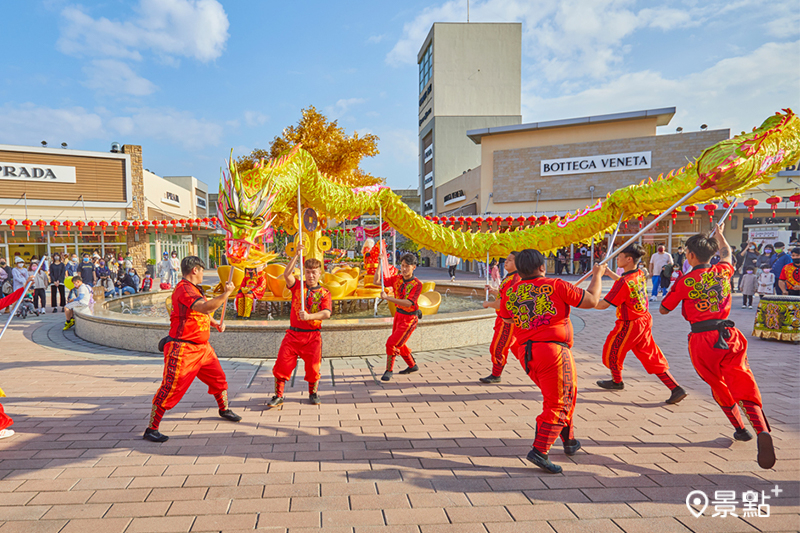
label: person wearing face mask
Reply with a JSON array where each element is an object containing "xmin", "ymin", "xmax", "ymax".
[
  {"xmin": 49, "ymin": 254, "xmax": 66, "ymax": 312},
  {"xmin": 769, "ymin": 242, "xmax": 791, "ymax": 295},
  {"xmin": 738, "ymin": 242, "xmax": 759, "ymax": 292},
  {"xmin": 66, "ymin": 255, "xmax": 79, "ymax": 277},
  {"xmin": 0, "ymin": 258, "xmax": 12, "ymax": 314},
  {"xmin": 755, "ymin": 245, "xmax": 773, "ymax": 270},
  {"xmin": 778, "ymin": 248, "xmax": 800, "ymax": 296},
  {"xmin": 78, "ymin": 254, "xmax": 96, "ymax": 287}
]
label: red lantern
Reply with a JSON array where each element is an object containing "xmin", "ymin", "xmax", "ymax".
[
  {"xmin": 50, "ymin": 220, "xmax": 60, "ymax": 236},
  {"xmin": 151, "ymin": 219, "xmax": 159, "ymax": 234},
  {"xmin": 87, "ymin": 220, "xmax": 97, "ymax": 234},
  {"xmin": 790, "ymin": 193, "xmax": 800, "ymax": 215},
  {"xmin": 704, "ymin": 203, "xmax": 717, "ymax": 223},
  {"xmin": 743, "ymin": 198, "xmax": 758, "ymax": 219},
  {"xmin": 22, "ymin": 219, "xmax": 33, "ymax": 238},
  {"xmin": 549, "ymin": 215, "xmax": 560, "ymax": 224},
  {"xmin": 62, "ymin": 220, "xmax": 72, "ymax": 236},
  {"xmin": 430, "ymin": 216, "xmax": 439, "ymax": 224},
  {"xmin": 424, "ymin": 215, "xmax": 431, "ymax": 221},
  {"xmin": 538, "ymin": 215, "xmax": 548, "ymax": 225},
  {"xmin": 170, "ymin": 220, "xmax": 178, "ymax": 232},
  {"xmin": 457, "ymin": 216, "xmax": 465, "ymax": 226},
  {"xmin": 99, "ymin": 220, "xmax": 108, "ymax": 235},
  {"xmin": 474, "ymin": 216, "xmax": 483, "ymax": 230},
  {"xmin": 722, "ymin": 201, "xmax": 736, "ymax": 221},
  {"xmin": 516, "ymin": 216, "xmax": 525, "ymax": 229},
  {"xmin": 36, "ymin": 220, "xmax": 47, "ymax": 235},
  {"xmin": 671, "ymin": 209, "xmax": 679, "ymax": 223},
  {"xmin": 179, "ymin": 219, "xmax": 187, "ymax": 232},
  {"xmin": 131, "ymin": 221, "xmax": 139, "ymax": 230},
  {"xmin": 637, "ymin": 215, "xmax": 644, "ymax": 229},
  {"xmin": 111, "ymin": 220, "xmax": 119, "ymax": 234},
  {"xmin": 210, "ymin": 216, "xmax": 218, "ymax": 224},
  {"xmin": 194, "ymin": 218, "xmax": 201, "ymax": 226},
  {"xmin": 766, "ymin": 196, "xmax": 781, "ymax": 217},
  {"xmin": 75, "ymin": 220, "xmax": 85, "ymax": 233},
  {"xmin": 684, "ymin": 205, "xmax": 698, "ymax": 223},
  {"xmin": 5, "ymin": 218, "xmax": 17, "ymax": 235}
]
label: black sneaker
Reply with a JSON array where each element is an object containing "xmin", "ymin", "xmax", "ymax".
[
  {"xmin": 596, "ymin": 380, "xmax": 624, "ymax": 390},
  {"xmin": 757, "ymin": 432, "xmax": 776, "ymax": 469},
  {"xmin": 143, "ymin": 428, "xmax": 169, "ymax": 443},
  {"xmin": 563, "ymin": 439, "xmax": 582, "ymax": 456},
  {"xmin": 267, "ymin": 395, "xmax": 284, "ymax": 408},
  {"xmin": 52, "ymin": 308, "xmax": 58, "ymax": 313},
  {"xmin": 479, "ymin": 375, "xmax": 502, "ymax": 384},
  {"xmin": 734, "ymin": 428, "xmax": 753, "ymax": 441},
  {"xmin": 665, "ymin": 386, "xmax": 687, "ymax": 405},
  {"xmin": 381, "ymin": 371, "xmax": 393, "ymax": 382},
  {"xmin": 526, "ymin": 448, "xmax": 562, "ymax": 474},
  {"xmin": 399, "ymin": 365, "xmax": 419, "ymax": 375},
  {"xmin": 308, "ymin": 393, "xmax": 321, "ymax": 405},
  {"xmin": 219, "ymin": 409, "xmax": 242, "ymax": 422}
]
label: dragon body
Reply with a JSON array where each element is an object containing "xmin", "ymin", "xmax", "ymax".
[{"xmin": 219, "ymin": 110, "xmax": 800, "ymax": 261}]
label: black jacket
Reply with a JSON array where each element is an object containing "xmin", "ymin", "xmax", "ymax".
[{"xmin": 50, "ymin": 262, "xmax": 66, "ymax": 284}]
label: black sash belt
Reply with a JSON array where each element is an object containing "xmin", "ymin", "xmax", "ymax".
[
  {"xmin": 158, "ymin": 336, "xmax": 199, "ymax": 352},
  {"xmin": 523, "ymin": 340, "xmax": 570, "ymax": 372},
  {"xmin": 691, "ymin": 319, "xmax": 735, "ymax": 350},
  {"xmin": 396, "ymin": 308, "xmax": 419, "ymax": 316},
  {"xmin": 289, "ymin": 326, "xmax": 320, "ymax": 333}
]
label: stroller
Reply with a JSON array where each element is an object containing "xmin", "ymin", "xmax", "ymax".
[{"xmin": 16, "ymin": 291, "xmax": 39, "ymax": 319}]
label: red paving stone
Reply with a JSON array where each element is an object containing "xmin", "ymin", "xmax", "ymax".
[{"xmin": 0, "ymin": 303, "xmax": 796, "ymax": 532}]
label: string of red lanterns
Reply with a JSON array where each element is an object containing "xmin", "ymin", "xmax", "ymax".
[{"xmin": 0, "ymin": 217, "xmax": 219, "ymax": 237}]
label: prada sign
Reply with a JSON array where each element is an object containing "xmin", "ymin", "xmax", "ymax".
[
  {"xmin": 540, "ymin": 151, "xmax": 651, "ymax": 177},
  {"xmin": 0, "ymin": 162, "xmax": 77, "ymax": 183}
]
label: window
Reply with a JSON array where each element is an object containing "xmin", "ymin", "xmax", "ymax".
[{"xmin": 419, "ymin": 43, "xmax": 432, "ymax": 93}]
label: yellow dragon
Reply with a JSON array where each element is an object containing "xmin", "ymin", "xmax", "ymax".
[{"xmin": 219, "ymin": 109, "xmax": 800, "ymax": 262}]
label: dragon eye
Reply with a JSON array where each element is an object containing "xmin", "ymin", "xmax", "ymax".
[{"xmin": 226, "ymin": 209, "xmax": 237, "ymax": 218}]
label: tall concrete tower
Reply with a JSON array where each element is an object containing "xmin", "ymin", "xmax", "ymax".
[{"xmin": 418, "ymin": 22, "xmax": 522, "ymax": 215}]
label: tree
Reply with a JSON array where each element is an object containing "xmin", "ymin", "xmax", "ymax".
[{"xmin": 237, "ymin": 105, "xmax": 383, "ymax": 187}]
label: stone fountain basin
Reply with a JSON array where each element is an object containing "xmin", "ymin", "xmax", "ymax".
[{"xmin": 74, "ymin": 285, "xmax": 496, "ymax": 358}]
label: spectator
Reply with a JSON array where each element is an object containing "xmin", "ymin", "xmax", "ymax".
[
  {"xmin": 672, "ymin": 246, "xmax": 686, "ymax": 268},
  {"xmin": 12, "ymin": 258, "xmax": 30, "ymax": 292},
  {"xmin": 740, "ymin": 267, "xmax": 757, "ymax": 309},
  {"xmin": 115, "ymin": 268, "xmax": 137, "ymax": 295},
  {"xmin": 648, "ymin": 245, "xmax": 673, "ymax": 300},
  {"xmin": 770, "ymin": 241, "xmax": 791, "ymax": 294},
  {"xmin": 489, "ymin": 259, "xmax": 500, "ymax": 286},
  {"xmin": 66, "ymin": 254, "xmax": 79, "ymax": 276},
  {"xmin": 738, "ymin": 242, "xmax": 759, "ymax": 290},
  {"xmin": 778, "ymin": 247, "xmax": 800, "ymax": 296},
  {"xmin": 130, "ymin": 268, "xmax": 141, "ymax": 292},
  {"xmin": 95, "ymin": 260, "xmax": 112, "ymax": 289},
  {"xmin": 141, "ymin": 272, "xmax": 153, "ymax": 292},
  {"xmin": 157, "ymin": 252, "xmax": 172, "ymax": 288},
  {"xmin": 755, "ymin": 244, "xmax": 774, "ymax": 270},
  {"xmin": 169, "ymin": 251, "xmax": 181, "ymax": 287},
  {"xmin": 556, "ymin": 249, "xmax": 567, "ymax": 276},
  {"xmin": 31, "ymin": 259, "xmax": 49, "ymax": 314},
  {"xmin": 124, "ymin": 253, "xmax": 133, "ymax": 270},
  {"xmin": 757, "ymin": 267, "xmax": 774, "ymax": 296},
  {"xmin": 445, "ymin": 254, "xmax": 460, "ymax": 282},
  {"xmin": 0, "ymin": 258, "xmax": 11, "ymax": 314},
  {"xmin": 78, "ymin": 254, "xmax": 96, "ymax": 287},
  {"xmin": 49, "ymin": 253, "xmax": 66, "ymax": 313},
  {"xmin": 63, "ymin": 275, "xmax": 91, "ymax": 331}
]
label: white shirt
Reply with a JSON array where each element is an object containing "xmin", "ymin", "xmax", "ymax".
[
  {"xmin": 72, "ymin": 284, "xmax": 92, "ymax": 306},
  {"xmin": 649, "ymin": 252, "xmax": 674, "ymax": 277}
]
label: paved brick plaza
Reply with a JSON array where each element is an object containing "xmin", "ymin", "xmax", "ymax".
[{"xmin": 0, "ymin": 275, "xmax": 797, "ymax": 533}]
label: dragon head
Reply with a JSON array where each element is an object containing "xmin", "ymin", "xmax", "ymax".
[{"xmin": 218, "ymin": 156, "xmax": 277, "ymax": 263}]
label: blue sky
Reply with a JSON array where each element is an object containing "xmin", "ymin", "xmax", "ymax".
[{"xmin": 1, "ymin": 0, "xmax": 798, "ymax": 191}]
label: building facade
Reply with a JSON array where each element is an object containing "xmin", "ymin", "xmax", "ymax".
[
  {"xmin": 418, "ymin": 22, "xmax": 522, "ymax": 216},
  {"xmin": 0, "ymin": 143, "xmax": 213, "ymax": 270}
]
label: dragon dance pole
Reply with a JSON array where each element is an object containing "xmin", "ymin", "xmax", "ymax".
[
  {"xmin": 0, "ymin": 258, "xmax": 47, "ymax": 343},
  {"xmin": 574, "ymin": 186, "xmax": 702, "ymax": 285},
  {"xmin": 298, "ymin": 181, "xmax": 305, "ymax": 314},
  {"xmin": 379, "ymin": 204, "xmax": 384, "ymax": 291},
  {"xmin": 603, "ymin": 212, "xmax": 625, "ymax": 264},
  {"xmin": 709, "ymin": 199, "xmax": 737, "ymax": 238},
  {"xmin": 485, "ymin": 251, "xmax": 490, "ymax": 302}
]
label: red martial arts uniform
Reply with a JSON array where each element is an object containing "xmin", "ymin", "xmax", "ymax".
[
  {"xmin": 499, "ymin": 276, "xmax": 585, "ymax": 455},
  {"xmin": 0, "ymin": 400, "xmax": 12, "ymax": 432},
  {"xmin": 779, "ymin": 262, "xmax": 800, "ymax": 295},
  {"xmin": 273, "ymin": 281, "xmax": 332, "ymax": 396},
  {"xmin": 602, "ymin": 269, "xmax": 678, "ymax": 389},
  {"xmin": 235, "ymin": 270, "xmax": 267, "ymax": 318},
  {"xmin": 385, "ymin": 274, "xmax": 422, "ymax": 372},
  {"xmin": 661, "ymin": 262, "xmax": 769, "ymax": 434},
  {"xmin": 488, "ymin": 272, "xmax": 519, "ymax": 377},
  {"xmin": 148, "ymin": 280, "xmax": 230, "ymax": 430}
]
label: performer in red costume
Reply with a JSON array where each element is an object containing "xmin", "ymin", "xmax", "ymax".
[
  {"xmin": 0, "ymin": 386, "xmax": 13, "ymax": 440},
  {"xmin": 235, "ymin": 266, "xmax": 267, "ymax": 319},
  {"xmin": 499, "ymin": 249, "xmax": 604, "ymax": 474},
  {"xmin": 268, "ymin": 243, "xmax": 332, "ymax": 407},
  {"xmin": 376, "ymin": 253, "xmax": 423, "ymax": 381},
  {"xmin": 144, "ymin": 256, "xmax": 242, "ymax": 443},
  {"xmin": 778, "ymin": 247, "xmax": 800, "ymax": 296},
  {"xmin": 595, "ymin": 243, "xmax": 687, "ymax": 404},
  {"xmin": 479, "ymin": 252, "xmax": 519, "ymax": 383},
  {"xmin": 661, "ymin": 225, "xmax": 775, "ymax": 469}
]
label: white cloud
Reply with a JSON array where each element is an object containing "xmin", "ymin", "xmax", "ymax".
[
  {"xmin": 325, "ymin": 98, "xmax": 366, "ymax": 120},
  {"xmin": 0, "ymin": 103, "xmax": 223, "ymax": 151},
  {"xmin": 58, "ymin": 0, "xmax": 229, "ymax": 62},
  {"xmin": 523, "ymin": 41, "xmax": 800, "ymax": 137},
  {"xmin": 82, "ymin": 59, "xmax": 158, "ymax": 96},
  {"xmin": 367, "ymin": 34, "xmax": 386, "ymax": 44},
  {"xmin": 244, "ymin": 111, "xmax": 269, "ymax": 127}
]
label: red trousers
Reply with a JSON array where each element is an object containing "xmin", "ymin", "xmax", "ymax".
[
  {"xmin": 274, "ymin": 329, "xmax": 322, "ymax": 388},
  {"xmin": 602, "ymin": 317, "xmax": 668, "ymax": 379},
  {"xmin": 149, "ymin": 342, "xmax": 229, "ymax": 430},
  {"xmin": 0, "ymin": 403, "xmax": 12, "ymax": 431},
  {"xmin": 688, "ymin": 328, "xmax": 762, "ymax": 408},
  {"xmin": 489, "ymin": 316, "xmax": 515, "ymax": 377},
  {"xmin": 386, "ymin": 314, "xmax": 417, "ymax": 371},
  {"xmin": 514, "ymin": 340, "xmax": 577, "ymax": 454}
]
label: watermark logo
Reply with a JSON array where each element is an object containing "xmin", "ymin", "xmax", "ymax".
[{"xmin": 686, "ymin": 485, "xmax": 782, "ymax": 518}]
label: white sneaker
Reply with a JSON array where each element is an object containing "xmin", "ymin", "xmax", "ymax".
[
  {"xmin": 749, "ymin": 305, "xmax": 753, "ymax": 309},
  {"xmin": 649, "ymin": 296, "xmax": 656, "ymax": 301},
  {"xmin": 742, "ymin": 305, "xmax": 747, "ymax": 309},
  {"xmin": 0, "ymin": 429, "xmax": 14, "ymax": 440}
]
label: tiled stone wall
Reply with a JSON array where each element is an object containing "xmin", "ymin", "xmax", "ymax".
[{"xmin": 122, "ymin": 144, "xmax": 148, "ymax": 273}]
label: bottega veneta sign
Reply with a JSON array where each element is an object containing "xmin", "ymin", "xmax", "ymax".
[
  {"xmin": 0, "ymin": 162, "xmax": 77, "ymax": 183},
  {"xmin": 540, "ymin": 151, "xmax": 651, "ymax": 177}
]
